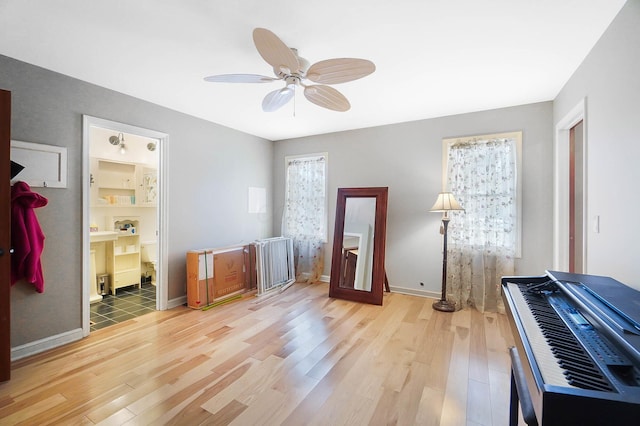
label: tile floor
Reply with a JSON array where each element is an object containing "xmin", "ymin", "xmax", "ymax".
[{"xmin": 90, "ymin": 283, "xmax": 156, "ymax": 332}]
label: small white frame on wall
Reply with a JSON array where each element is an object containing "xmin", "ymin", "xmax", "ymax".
[{"xmin": 10, "ymin": 140, "xmax": 68, "ymax": 188}]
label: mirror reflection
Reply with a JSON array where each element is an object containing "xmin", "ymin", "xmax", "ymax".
[
  {"xmin": 339, "ymin": 197, "xmax": 376, "ymax": 291},
  {"xmin": 329, "ymin": 187, "xmax": 388, "ymax": 305}
]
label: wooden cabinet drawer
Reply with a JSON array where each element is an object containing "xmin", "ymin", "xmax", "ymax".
[{"xmin": 112, "ymin": 269, "xmax": 140, "ymax": 293}]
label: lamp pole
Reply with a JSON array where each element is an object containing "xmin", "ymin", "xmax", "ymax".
[
  {"xmin": 430, "ymin": 192, "xmax": 462, "ymax": 313},
  {"xmin": 433, "ymin": 213, "xmax": 455, "ymax": 312}
]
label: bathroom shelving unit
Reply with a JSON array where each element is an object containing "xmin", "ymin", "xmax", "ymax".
[
  {"xmin": 106, "ymin": 219, "xmax": 141, "ymax": 294},
  {"xmin": 91, "ymin": 158, "xmax": 157, "ymax": 207},
  {"xmin": 95, "ymin": 159, "xmax": 136, "ymax": 206}
]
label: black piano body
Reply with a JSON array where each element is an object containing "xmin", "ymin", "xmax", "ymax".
[{"xmin": 502, "ymin": 270, "xmax": 640, "ymax": 425}]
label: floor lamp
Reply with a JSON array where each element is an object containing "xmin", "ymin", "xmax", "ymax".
[{"xmin": 430, "ymin": 192, "xmax": 464, "ymax": 312}]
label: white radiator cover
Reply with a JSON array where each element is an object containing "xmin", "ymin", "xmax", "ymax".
[{"xmin": 252, "ymin": 237, "xmax": 295, "ymax": 295}]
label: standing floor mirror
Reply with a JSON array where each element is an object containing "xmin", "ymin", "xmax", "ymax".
[{"xmin": 329, "ymin": 187, "xmax": 388, "ymax": 305}]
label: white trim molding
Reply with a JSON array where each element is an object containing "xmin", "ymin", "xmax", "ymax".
[
  {"xmin": 82, "ymin": 115, "xmax": 170, "ymax": 338},
  {"xmin": 10, "ymin": 140, "xmax": 68, "ymax": 188},
  {"xmin": 167, "ymin": 296, "xmax": 187, "ymax": 310},
  {"xmin": 553, "ymin": 99, "xmax": 587, "ymax": 272},
  {"xmin": 12, "ymin": 328, "xmax": 83, "ymax": 361},
  {"xmin": 388, "ymin": 285, "xmax": 439, "ymax": 299}
]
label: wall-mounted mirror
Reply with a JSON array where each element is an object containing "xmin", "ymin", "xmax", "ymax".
[{"xmin": 329, "ymin": 187, "xmax": 388, "ymax": 305}]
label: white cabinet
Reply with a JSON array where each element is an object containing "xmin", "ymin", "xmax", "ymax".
[
  {"xmin": 106, "ymin": 233, "xmax": 141, "ymax": 294},
  {"xmin": 91, "ymin": 158, "xmax": 156, "ymax": 207}
]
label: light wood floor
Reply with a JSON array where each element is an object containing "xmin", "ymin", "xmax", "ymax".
[{"xmin": 0, "ymin": 283, "xmax": 516, "ymax": 425}]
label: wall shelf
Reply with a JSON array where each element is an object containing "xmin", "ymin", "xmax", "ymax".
[{"xmin": 90, "ymin": 158, "xmax": 156, "ymax": 207}]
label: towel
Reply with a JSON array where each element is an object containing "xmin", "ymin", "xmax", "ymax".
[{"xmin": 11, "ymin": 181, "xmax": 48, "ymax": 293}]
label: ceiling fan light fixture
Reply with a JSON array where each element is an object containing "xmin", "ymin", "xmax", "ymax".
[
  {"xmin": 204, "ymin": 27, "xmax": 375, "ymax": 113},
  {"xmin": 284, "ymin": 75, "xmax": 300, "ymax": 86},
  {"xmin": 262, "ymin": 86, "xmax": 295, "ymax": 112}
]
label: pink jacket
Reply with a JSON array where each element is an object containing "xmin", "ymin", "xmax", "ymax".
[{"xmin": 11, "ymin": 181, "xmax": 48, "ymax": 293}]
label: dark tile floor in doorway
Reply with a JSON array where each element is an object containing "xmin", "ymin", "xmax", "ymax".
[{"xmin": 90, "ymin": 283, "xmax": 156, "ymax": 332}]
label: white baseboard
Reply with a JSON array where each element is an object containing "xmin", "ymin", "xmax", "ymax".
[
  {"xmin": 13, "ymin": 295, "xmax": 185, "ymax": 361},
  {"xmin": 11, "ymin": 328, "xmax": 84, "ymax": 361},
  {"xmin": 316, "ymin": 278, "xmax": 436, "ymax": 298},
  {"xmin": 9, "ymin": 285, "xmax": 435, "ymax": 362},
  {"xmin": 389, "ymin": 285, "xmax": 439, "ymax": 299},
  {"xmin": 167, "ymin": 295, "xmax": 187, "ymax": 310}
]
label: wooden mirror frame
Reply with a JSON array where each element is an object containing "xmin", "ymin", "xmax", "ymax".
[{"xmin": 329, "ymin": 187, "xmax": 388, "ymax": 305}]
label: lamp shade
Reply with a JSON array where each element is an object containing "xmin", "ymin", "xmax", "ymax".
[{"xmin": 430, "ymin": 192, "xmax": 463, "ymax": 212}]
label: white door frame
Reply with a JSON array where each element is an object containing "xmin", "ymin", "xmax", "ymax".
[
  {"xmin": 81, "ymin": 115, "xmax": 169, "ymax": 336},
  {"xmin": 553, "ymin": 99, "xmax": 587, "ymax": 272}
]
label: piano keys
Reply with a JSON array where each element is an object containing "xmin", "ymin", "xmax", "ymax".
[{"xmin": 502, "ymin": 271, "xmax": 640, "ymax": 425}]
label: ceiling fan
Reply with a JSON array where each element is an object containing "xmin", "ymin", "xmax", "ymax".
[{"xmin": 204, "ymin": 28, "xmax": 375, "ymax": 112}]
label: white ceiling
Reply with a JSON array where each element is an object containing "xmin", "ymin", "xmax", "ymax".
[{"xmin": 0, "ymin": 0, "xmax": 627, "ymax": 141}]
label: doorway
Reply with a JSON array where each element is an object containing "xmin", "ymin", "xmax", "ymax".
[
  {"xmin": 569, "ymin": 121, "xmax": 584, "ymax": 273},
  {"xmin": 554, "ymin": 100, "xmax": 587, "ymax": 273},
  {"xmin": 82, "ymin": 116, "xmax": 168, "ymax": 336}
]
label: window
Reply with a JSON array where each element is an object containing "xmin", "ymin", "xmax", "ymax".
[
  {"xmin": 283, "ymin": 153, "xmax": 328, "ymax": 282},
  {"xmin": 283, "ymin": 153, "xmax": 328, "ymax": 241},
  {"xmin": 443, "ymin": 131, "xmax": 522, "ymax": 257}
]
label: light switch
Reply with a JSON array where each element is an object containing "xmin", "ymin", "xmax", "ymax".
[{"xmin": 594, "ymin": 215, "xmax": 600, "ymax": 233}]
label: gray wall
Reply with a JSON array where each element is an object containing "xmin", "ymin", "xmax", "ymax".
[
  {"xmin": 554, "ymin": 0, "xmax": 640, "ymax": 289},
  {"xmin": 4, "ymin": 0, "xmax": 636, "ymax": 350},
  {"xmin": 1, "ymin": 55, "xmax": 273, "ymax": 347},
  {"xmin": 273, "ymin": 102, "xmax": 554, "ymax": 296}
]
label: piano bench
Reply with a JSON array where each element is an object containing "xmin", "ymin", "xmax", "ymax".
[{"xmin": 509, "ymin": 346, "xmax": 538, "ymax": 426}]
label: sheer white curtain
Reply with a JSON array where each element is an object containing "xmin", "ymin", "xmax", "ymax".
[
  {"xmin": 283, "ymin": 155, "xmax": 326, "ymax": 282},
  {"xmin": 446, "ymin": 137, "xmax": 517, "ymax": 312}
]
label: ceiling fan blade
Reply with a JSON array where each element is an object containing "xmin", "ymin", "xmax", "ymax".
[
  {"xmin": 306, "ymin": 58, "xmax": 376, "ymax": 84},
  {"xmin": 204, "ymin": 74, "xmax": 277, "ymax": 83},
  {"xmin": 252, "ymin": 28, "xmax": 300, "ymax": 75},
  {"xmin": 303, "ymin": 85, "xmax": 350, "ymax": 112},
  {"xmin": 262, "ymin": 87, "xmax": 295, "ymax": 112}
]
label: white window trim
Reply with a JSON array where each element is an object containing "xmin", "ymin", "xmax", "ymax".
[
  {"xmin": 284, "ymin": 152, "xmax": 329, "ymax": 242},
  {"xmin": 442, "ymin": 131, "xmax": 523, "ymax": 257}
]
